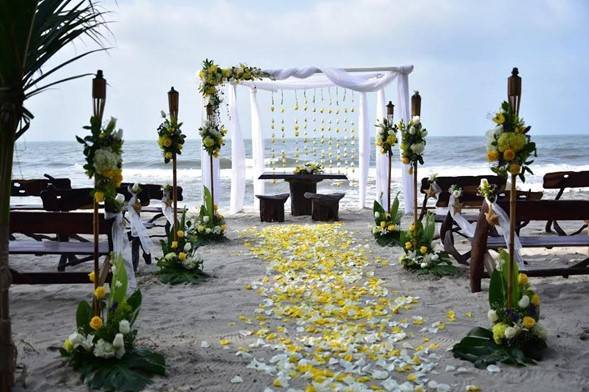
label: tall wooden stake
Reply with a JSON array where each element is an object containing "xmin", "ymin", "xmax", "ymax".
[
  {"xmin": 387, "ymin": 152, "xmax": 392, "ymax": 212},
  {"xmin": 168, "ymin": 87, "xmax": 179, "ymax": 242},
  {"xmin": 410, "ymin": 93, "xmax": 421, "ymax": 246},
  {"xmin": 205, "ymin": 104, "xmax": 215, "ymax": 207},
  {"xmin": 92, "ymin": 70, "xmax": 106, "ymax": 316}
]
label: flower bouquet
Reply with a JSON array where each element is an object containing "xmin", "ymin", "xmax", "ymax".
[
  {"xmin": 157, "ymin": 111, "xmax": 186, "ymax": 163},
  {"xmin": 61, "ymin": 255, "xmax": 166, "ymax": 391},
  {"xmin": 399, "ymin": 213, "xmax": 457, "ymax": 276},
  {"xmin": 194, "ymin": 186, "xmax": 226, "ymax": 242},
  {"xmin": 375, "ymin": 117, "xmax": 398, "ymax": 155},
  {"xmin": 293, "ymin": 162, "xmax": 324, "ymax": 175},
  {"xmin": 156, "ymin": 210, "xmax": 207, "ymax": 285},
  {"xmin": 198, "ymin": 120, "xmax": 227, "ymax": 158},
  {"xmin": 452, "ymin": 251, "xmax": 547, "ymax": 367},
  {"xmin": 399, "ymin": 115, "xmax": 426, "ymax": 167},
  {"xmin": 372, "ymin": 193, "xmax": 402, "ymax": 247}
]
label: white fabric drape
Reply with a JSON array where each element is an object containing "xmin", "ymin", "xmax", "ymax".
[
  {"xmin": 396, "ymin": 72, "xmax": 414, "ymax": 214},
  {"xmin": 448, "ymin": 194, "xmax": 477, "ymax": 238},
  {"xmin": 358, "ymin": 92, "xmax": 369, "ymax": 208},
  {"xmin": 228, "ymin": 84, "xmax": 245, "ymax": 213},
  {"xmin": 487, "ymin": 200, "xmax": 525, "ymax": 269},
  {"xmin": 249, "ymin": 87, "xmax": 265, "ymax": 208},
  {"xmin": 200, "ymin": 96, "xmax": 220, "ymax": 205},
  {"xmin": 375, "ymin": 89, "xmax": 388, "ymax": 207},
  {"xmin": 105, "ymin": 211, "xmax": 136, "ymax": 291},
  {"xmin": 161, "ymin": 187, "xmax": 174, "ymax": 225},
  {"xmin": 127, "ymin": 188, "xmax": 153, "ymax": 254}
]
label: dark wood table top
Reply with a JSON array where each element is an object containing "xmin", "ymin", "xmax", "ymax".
[{"xmin": 259, "ymin": 172, "xmax": 348, "ymax": 181}]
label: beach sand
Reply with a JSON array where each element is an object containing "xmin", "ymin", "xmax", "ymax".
[{"xmin": 9, "ymin": 209, "xmax": 589, "ymax": 392}]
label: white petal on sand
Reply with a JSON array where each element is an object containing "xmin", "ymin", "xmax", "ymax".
[{"xmin": 230, "ymin": 376, "xmax": 243, "ymax": 383}]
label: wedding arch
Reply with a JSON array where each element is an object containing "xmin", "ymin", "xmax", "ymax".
[{"xmin": 198, "ymin": 64, "xmax": 415, "ymax": 214}]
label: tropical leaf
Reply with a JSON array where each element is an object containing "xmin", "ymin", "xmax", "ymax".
[
  {"xmin": 489, "ymin": 269, "xmax": 505, "ymax": 311},
  {"xmin": 75, "ymin": 300, "xmax": 93, "ymax": 334}
]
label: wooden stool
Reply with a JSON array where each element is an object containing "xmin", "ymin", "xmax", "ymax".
[
  {"xmin": 304, "ymin": 192, "xmax": 345, "ymax": 221},
  {"xmin": 256, "ymin": 194, "xmax": 289, "ymax": 222}
]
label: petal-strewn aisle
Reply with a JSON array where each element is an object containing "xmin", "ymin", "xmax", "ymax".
[{"xmin": 239, "ymin": 223, "xmax": 449, "ymax": 391}]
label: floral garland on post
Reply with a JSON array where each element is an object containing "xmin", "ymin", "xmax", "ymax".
[
  {"xmin": 61, "ymin": 256, "xmax": 166, "ymax": 391},
  {"xmin": 157, "ymin": 111, "xmax": 186, "ymax": 163},
  {"xmin": 293, "ymin": 162, "xmax": 323, "ymax": 175},
  {"xmin": 375, "ymin": 117, "xmax": 398, "ymax": 210},
  {"xmin": 196, "ymin": 59, "xmax": 267, "ymax": 239}
]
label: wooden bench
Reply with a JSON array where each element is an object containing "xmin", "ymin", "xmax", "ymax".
[
  {"xmin": 469, "ymin": 200, "xmax": 589, "ymax": 292},
  {"xmin": 10, "ymin": 176, "xmax": 72, "ymax": 211},
  {"xmin": 441, "ymin": 189, "xmax": 543, "ymax": 265},
  {"xmin": 256, "ymin": 194, "xmax": 289, "ymax": 222},
  {"xmin": 543, "ymin": 170, "xmax": 589, "ymax": 235},
  {"xmin": 304, "ymin": 193, "xmax": 345, "ymax": 222},
  {"xmin": 9, "ymin": 211, "xmax": 112, "ymax": 284}
]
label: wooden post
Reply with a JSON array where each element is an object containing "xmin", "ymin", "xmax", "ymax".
[
  {"xmin": 205, "ymin": 104, "xmax": 215, "ymax": 206},
  {"xmin": 168, "ymin": 87, "xmax": 179, "ymax": 241},
  {"xmin": 411, "ymin": 92, "xmax": 421, "ymax": 244},
  {"xmin": 92, "ymin": 70, "xmax": 106, "ymax": 316},
  {"xmin": 386, "ymin": 101, "xmax": 394, "ymax": 212}
]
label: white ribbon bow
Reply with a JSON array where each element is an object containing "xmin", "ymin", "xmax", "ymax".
[
  {"xmin": 485, "ymin": 199, "xmax": 525, "ymax": 269},
  {"xmin": 104, "ymin": 210, "xmax": 137, "ymax": 291},
  {"xmin": 161, "ymin": 188, "xmax": 175, "ymax": 225},
  {"xmin": 127, "ymin": 186, "xmax": 153, "ymax": 255}
]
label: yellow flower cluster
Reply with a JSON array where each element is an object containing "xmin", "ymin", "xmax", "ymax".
[{"xmin": 240, "ymin": 224, "xmax": 445, "ymax": 390}]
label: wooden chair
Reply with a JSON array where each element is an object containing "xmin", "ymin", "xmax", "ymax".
[
  {"xmin": 543, "ymin": 171, "xmax": 589, "ymax": 235},
  {"xmin": 11, "ymin": 175, "xmax": 71, "ymax": 198},
  {"xmin": 9, "ymin": 211, "xmax": 112, "ymax": 284},
  {"xmin": 304, "ymin": 193, "xmax": 345, "ymax": 222},
  {"xmin": 442, "ymin": 189, "xmax": 543, "ymax": 265},
  {"xmin": 469, "ymin": 200, "xmax": 589, "ymax": 292},
  {"xmin": 256, "ymin": 194, "xmax": 289, "ymax": 222}
]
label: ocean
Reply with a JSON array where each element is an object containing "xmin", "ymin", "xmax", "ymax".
[{"xmin": 12, "ymin": 135, "xmax": 589, "ymax": 210}]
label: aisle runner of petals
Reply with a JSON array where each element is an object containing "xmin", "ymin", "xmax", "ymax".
[{"xmin": 236, "ymin": 224, "xmax": 451, "ymax": 392}]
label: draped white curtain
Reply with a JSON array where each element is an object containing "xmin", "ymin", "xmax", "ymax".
[
  {"xmin": 396, "ymin": 72, "xmax": 414, "ymax": 214},
  {"xmin": 200, "ymin": 96, "xmax": 221, "ymax": 204},
  {"xmin": 375, "ymin": 89, "xmax": 388, "ymax": 207},
  {"xmin": 205, "ymin": 65, "xmax": 414, "ymax": 212}
]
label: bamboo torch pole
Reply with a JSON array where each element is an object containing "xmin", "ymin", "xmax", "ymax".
[
  {"xmin": 506, "ymin": 68, "xmax": 522, "ymax": 310},
  {"xmin": 206, "ymin": 104, "xmax": 215, "ymax": 205},
  {"xmin": 386, "ymin": 102, "xmax": 394, "ymax": 212},
  {"xmin": 411, "ymin": 92, "xmax": 421, "ymax": 246},
  {"xmin": 92, "ymin": 70, "xmax": 106, "ymax": 316},
  {"xmin": 168, "ymin": 87, "xmax": 179, "ymax": 242}
]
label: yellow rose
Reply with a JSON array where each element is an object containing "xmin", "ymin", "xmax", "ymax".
[
  {"xmin": 113, "ymin": 171, "xmax": 123, "ymax": 187},
  {"xmin": 90, "ymin": 316, "xmax": 103, "ymax": 331},
  {"xmin": 509, "ymin": 163, "xmax": 521, "ymax": 175},
  {"xmin": 88, "ymin": 271, "xmax": 95, "ymax": 283},
  {"xmin": 419, "ymin": 246, "xmax": 428, "ymax": 255},
  {"xmin": 203, "ymin": 136, "xmax": 215, "ymax": 148},
  {"xmin": 163, "ymin": 137, "xmax": 172, "ymax": 148},
  {"xmin": 177, "ymin": 230, "xmax": 185, "ymax": 238},
  {"xmin": 493, "ymin": 112, "xmax": 505, "ymax": 125},
  {"xmin": 94, "ymin": 191, "xmax": 104, "ymax": 203},
  {"xmin": 198, "ymin": 70, "xmax": 205, "ymax": 79},
  {"xmin": 380, "ymin": 221, "xmax": 386, "ymax": 228},
  {"xmin": 503, "ymin": 149, "xmax": 515, "ymax": 161},
  {"xmin": 402, "ymin": 157, "xmax": 410, "ymax": 165},
  {"xmin": 171, "ymin": 241, "xmax": 178, "ymax": 249},
  {"xmin": 178, "ymin": 252, "xmax": 187, "ymax": 261},
  {"xmin": 518, "ymin": 273, "xmax": 528, "ymax": 286},
  {"xmin": 531, "ymin": 294, "xmax": 540, "ymax": 306},
  {"xmin": 522, "ymin": 316, "xmax": 536, "ymax": 329},
  {"xmin": 164, "ymin": 151, "xmax": 173, "ymax": 160},
  {"xmin": 487, "ymin": 149, "xmax": 499, "ymax": 161},
  {"xmin": 404, "ymin": 242, "xmax": 413, "ymax": 250},
  {"xmin": 63, "ymin": 338, "xmax": 74, "ymax": 352},
  {"xmin": 94, "ymin": 286, "xmax": 107, "ymax": 300},
  {"xmin": 387, "ymin": 224, "xmax": 395, "ymax": 232},
  {"xmin": 386, "ymin": 135, "xmax": 396, "ymax": 145},
  {"xmin": 492, "ymin": 322, "xmax": 507, "ymax": 344}
]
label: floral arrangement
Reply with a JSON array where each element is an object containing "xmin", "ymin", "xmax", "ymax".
[
  {"xmin": 156, "ymin": 211, "xmax": 207, "ymax": 285},
  {"xmin": 195, "ymin": 186, "xmax": 226, "ymax": 242},
  {"xmin": 453, "ymin": 251, "xmax": 547, "ymax": 367},
  {"xmin": 372, "ymin": 193, "xmax": 402, "ymax": 246},
  {"xmin": 486, "ymin": 101, "xmax": 537, "ymax": 180},
  {"xmin": 198, "ymin": 59, "xmax": 268, "ymax": 115},
  {"xmin": 77, "ymin": 116, "xmax": 123, "ymax": 209},
  {"xmin": 157, "ymin": 111, "xmax": 186, "ymax": 163},
  {"xmin": 198, "ymin": 120, "xmax": 227, "ymax": 158},
  {"xmin": 375, "ymin": 118, "xmax": 398, "ymax": 155},
  {"xmin": 478, "ymin": 178, "xmax": 498, "ymax": 201},
  {"xmin": 399, "ymin": 115, "xmax": 427, "ymax": 166},
  {"xmin": 61, "ymin": 255, "xmax": 166, "ymax": 391},
  {"xmin": 293, "ymin": 162, "xmax": 324, "ymax": 175},
  {"xmin": 399, "ymin": 213, "xmax": 457, "ymax": 276}
]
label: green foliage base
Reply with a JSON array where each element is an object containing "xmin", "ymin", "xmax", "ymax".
[{"xmin": 372, "ymin": 195, "xmax": 402, "ymax": 247}]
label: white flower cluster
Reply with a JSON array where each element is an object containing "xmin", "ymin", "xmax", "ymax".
[
  {"xmin": 93, "ymin": 147, "xmax": 121, "ymax": 175},
  {"xmin": 65, "ymin": 319, "xmax": 131, "ymax": 359}
]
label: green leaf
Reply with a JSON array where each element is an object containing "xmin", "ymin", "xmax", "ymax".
[
  {"xmin": 76, "ymin": 300, "xmax": 93, "ymax": 333},
  {"xmin": 489, "ymin": 269, "xmax": 505, "ymax": 310},
  {"xmin": 111, "ymin": 254, "xmax": 128, "ymax": 305}
]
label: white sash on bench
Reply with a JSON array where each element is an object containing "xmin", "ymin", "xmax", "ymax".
[
  {"xmin": 127, "ymin": 186, "xmax": 153, "ymax": 255},
  {"xmin": 105, "ymin": 209, "xmax": 137, "ymax": 291}
]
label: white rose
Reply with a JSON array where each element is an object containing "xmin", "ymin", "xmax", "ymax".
[
  {"xmin": 113, "ymin": 129, "xmax": 123, "ymax": 140},
  {"xmin": 115, "ymin": 344, "xmax": 126, "ymax": 359},
  {"xmin": 421, "ymin": 129, "xmax": 428, "ymax": 137},
  {"xmin": 184, "ymin": 242, "xmax": 192, "ymax": 252},
  {"xmin": 487, "ymin": 310, "xmax": 498, "ymax": 323},
  {"xmin": 504, "ymin": 326, "xmax": 519, "ymax": 339},
  {"xmin": 119, "ymin": 320, "xmax": 131, "ymax": 334},
  {"xmin": 80, "ymin": 334, "xmax": 95, "ymax": 351},
  {"xmin": 411, "ymin": 143, "xmax": 424, "ymax": 154},
  {"xmin": 409, "ymin": 127, "xmax": 416, "ymax": 135},
  {"xmin": 412, "ymin": 115, "xmax": 420, "ymax": 124},
  {"xmin": 203, "ymin": 216, "xmax": 210, "ymax": 223},
  {"xmin": 93, "ymin": 339, "xmax": 115, "ymax": 358},
  {"xmin": 68, "ymin": 332, "xmax": 83, "ymax": 348},
  {"xmin": 374, "ymin": 211, "xmax": 380, "ymax": 219},
  {"xmin": 115, "ymin": 193, "xmax": 125, "ymax": 205},
  {"xmin": 205, "ymin": 228, "xmax": 212, "ymax": 234},
  {"xmin": 112, "ymin": 333, "xmax": 125, "ymax": 348},
  {"xmin": 420, "ymin": 262, "xmax": 428, "ymax": 269},
  {"xmin": 213, "ymin": 226, "xmax": 221, "ymax": 234},
  {"xmin": 532, "ymin": 323, "xmax": 547, "ymax": 340},
  {"xmin": 518, "ymin": 295, "xmax": 530, "ymax": 308},
  {"xmin": 131, "ymin": 183, "xmax": 141, "ymax": 193},
  {"xmin": 452, "ymin": 190, "xmax": 462, "ymax": 198}
]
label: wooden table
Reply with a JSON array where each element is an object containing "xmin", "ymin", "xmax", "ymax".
[{"xmin": 259, "ymin": 172, "xmax": 348, "ymax": 216}]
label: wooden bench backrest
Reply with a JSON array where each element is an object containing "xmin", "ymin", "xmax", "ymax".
[
  {"xmin": 495, "ymin": 200, "xmax": 589, "ymax": 221},
  {"xmin": 10, "ymin": 211, "xmax": 111, "ymax": 236},
  {"xmin": 118, "ymin": 183, "xmax": 184, "ymax": 206},
  {"xmin": 420, "ymin": 175, "xmax": 506, "ymax": 207},
  {"xmin": 11, "ymin": 178, "xmax": 71, "ymax": 197},
  {"xmin": 543, "ymin": 171, "xmax": 589, "ymax": 189},
  {"xmin": 40, "ymin": 188, "xmax": 94, "ymax": 211}
]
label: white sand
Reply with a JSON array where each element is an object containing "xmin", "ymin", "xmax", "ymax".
[{"xmin": 9, "ymin": 210, "xmax": 589, "ymax": 392}]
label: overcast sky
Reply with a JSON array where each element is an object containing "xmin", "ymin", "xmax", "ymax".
[{"xmin": 20, "ymin": 0, "xmax": 589, "ymax": 142}]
